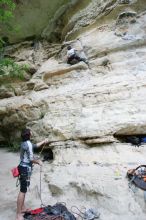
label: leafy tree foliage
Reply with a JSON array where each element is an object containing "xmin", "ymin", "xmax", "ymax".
[
  {"xmin": 0, "ymin": 0, "xmax": 15, "ymax": 22},
  {"xmin": 0, "ymin": 0, "xmax": 16, "ymax": 46},
  {"xmin": 0, "ymin": 58, "xmax": 29, "ymax": 83},
  {"xmin": 0, "ymin": 1, "xmax": 28, "ymax": 83}
]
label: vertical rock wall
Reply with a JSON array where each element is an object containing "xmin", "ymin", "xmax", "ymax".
[{"xmin": 0, "ymin": 0, "xmax": 146, "ymax": 219}]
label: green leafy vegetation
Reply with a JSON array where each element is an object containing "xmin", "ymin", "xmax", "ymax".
[
  {"xmin": 39, "ymin": 111, "xmax": 46, "ymax": 119},
  {"xmin": 8, "ymin": 140, "xmax": 20, "ymax": 152},
  {"xmin": 0, "ymin": 1, "xmax": 24, "ymax": 84},
  {"xmin": 0, "ymin": 58, "xmax": 29, "ymax": 84},
  {"xmin": 0, "ymin": 0, "xmax": 15, "ymax": 21},
  {"xmin": 0, "ymin": 0, "xmax": 16, "ymax": 47},
  {"xmin": 0, "ymin": 140, "xmax": 20, "ymax": 152}
]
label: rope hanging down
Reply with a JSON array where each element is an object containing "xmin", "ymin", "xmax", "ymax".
[
  {"xmin": 37, "ymin": 114, "xmax": 71, "ymax": 207},
  {"xmin": 38, "ymin": 141, "xmax": 47, "ymax": 207},
  {"xmin": 39, "ymin": 165, "xmax": 45, "ymax": 207}
]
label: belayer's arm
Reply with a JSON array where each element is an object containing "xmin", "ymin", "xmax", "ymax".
[{"xmin": 36, "ymin": 139, "xmax": 48, "ymax": 148}]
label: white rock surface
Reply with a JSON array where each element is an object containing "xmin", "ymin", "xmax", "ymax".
[
  {"xmin": 1, "ymin": 145, "xmax": 146, "ymax": 220},
  {"xmin": 0, "ymin": 1, "xmax": 146, "ymax": 220}
]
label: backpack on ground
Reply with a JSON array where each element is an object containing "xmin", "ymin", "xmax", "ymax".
[
  {"xmin": 127, "ymin": 165, "xmax": 146, "ymax": 190},
  {"xmin": 24, "ymin": 203, "xmax": 76, "ymax": 220}
]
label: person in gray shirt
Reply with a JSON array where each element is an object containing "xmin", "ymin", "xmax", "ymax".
[{"xmin": 16, "ymin": 128, "xmax": 48, "ymax": 220}]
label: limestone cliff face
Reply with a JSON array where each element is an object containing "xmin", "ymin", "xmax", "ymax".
[
  {"xmin": 0, "ymin": 0, "xmax": 146, "ymax": 219},
  {"xmin": 1, "ymin": 0, "xmax": 79, "ymax": 43}
]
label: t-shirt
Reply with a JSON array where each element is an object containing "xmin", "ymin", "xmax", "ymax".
[
  {"xmin": 67, "ymin": 48, "xmax": 76, "ymax": 58},
  {"xmin": 20, "ymin": 140, "xmax": 37, "ymax": 166}
]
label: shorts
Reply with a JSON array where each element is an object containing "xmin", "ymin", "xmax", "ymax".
[{"xmin": 18, "ymin": 165, "xmax": 31, "ymax": 193}]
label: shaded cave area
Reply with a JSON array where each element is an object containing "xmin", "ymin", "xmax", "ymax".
[
  {"xmin": 34, "ymin": 147, "xmax": 54, "ymax": 162},
  {"xmin": 114, "ymin": 134, "xmax": 146, "ymax": 146},
  {"xmin": 0, "ymin": 126, "xmax": 24, "ymax": 151},
  {"xmin": 0, "ymin": 128, "xmax": 54, "ymax": 162}
]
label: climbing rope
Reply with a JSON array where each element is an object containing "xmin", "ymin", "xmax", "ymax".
[
  {"xmin": 39, "ymin": 165, "xmax": 45, "ymax": 207},
  {"xmin": 36, "ymin": 114, "xmax": 73, "ymax": 207},
  {"xmin": 39, "ymin": 142, "xmax": 47, "ymax": 158},
  {"xmin": 71, "ymin": 206, "xmax": 85, "ymax": 220},
  {"xmin": 71, "ymin": 206, "xmax": 100, "ymax": 220},
  {"xmin": 128, "ymin": 175, "xmax": 138, "ymax": 193}
]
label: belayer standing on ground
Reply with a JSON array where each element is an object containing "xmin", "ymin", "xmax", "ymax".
[
  {"xmin": 16, "ymin": 128, "xmax": 48, "ymax": 220},
  {"xmin": 67, "ymin": 45, "xmax": 88, "ymax": 65}
]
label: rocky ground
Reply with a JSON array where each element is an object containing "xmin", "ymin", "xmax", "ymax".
[{"xmin": 0, "ymin": 145, "xmax": 146, "ymax": 220}]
